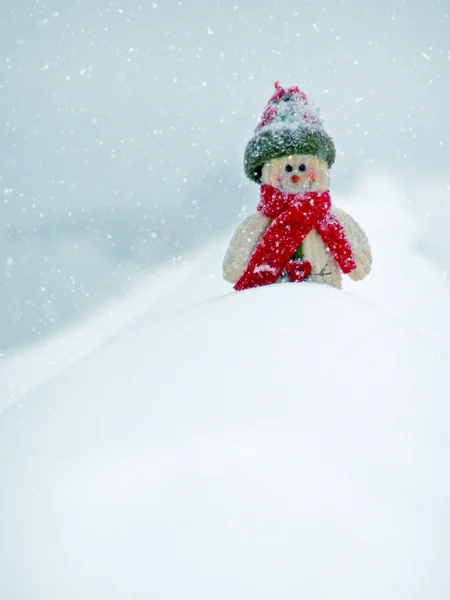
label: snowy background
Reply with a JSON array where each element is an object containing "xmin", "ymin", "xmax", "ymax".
[
  {"xmin": 1, "ymin": 2, "xmax": 450, "ymax": 598},
  {"xmin": 1, "ymin": 0, "xmax": 450, "ymax": 353},
  {"xmin": 1, "ymin": 190, "xmax": 450, "ymax": 599}
]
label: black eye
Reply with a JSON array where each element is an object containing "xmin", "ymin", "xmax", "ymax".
[
  {"xmin": 285, "ymin": 164, "xmax": 293, "ymax": 172},
  {"xmin": 299, "ymin": 164, "xmax": 306, "ymax": 172}
]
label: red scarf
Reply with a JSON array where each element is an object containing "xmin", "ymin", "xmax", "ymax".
[{"xmin": 234, "ymin": 184, "xmax": 356, "ymax": 291}]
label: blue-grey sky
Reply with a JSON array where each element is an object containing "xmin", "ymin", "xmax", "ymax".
[{"xmin": 1, "ymin": 0, "xmax": 449, "ymax": 353}]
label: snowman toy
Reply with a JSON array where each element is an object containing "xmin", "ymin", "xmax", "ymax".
[{"xmin": 223, "ymin": 82, "xmax": 372, "ymax": 291}]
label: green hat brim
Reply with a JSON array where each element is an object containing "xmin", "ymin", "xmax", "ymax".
[{"xmin": 244, "ymin": 128, "xmax": 336, "ymax": 184}]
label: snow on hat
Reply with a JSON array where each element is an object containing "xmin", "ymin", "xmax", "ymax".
[{"xmin": 244, "ymin": 81, "xmax": 336, "ymax": 183}]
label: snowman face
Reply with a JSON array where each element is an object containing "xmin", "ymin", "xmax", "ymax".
[{"xmin": 261, "ymin": 155, "xmax": 330, "ymax": 193}]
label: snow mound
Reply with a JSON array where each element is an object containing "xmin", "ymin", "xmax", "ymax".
[{"xmin": 0, "ymin": 282, "xmax": 449, "ymax": 600}]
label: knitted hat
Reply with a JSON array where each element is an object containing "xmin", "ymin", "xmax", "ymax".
[{"xmin": 244, "ymin": 82, "xmax": 336, "ymax": 183}]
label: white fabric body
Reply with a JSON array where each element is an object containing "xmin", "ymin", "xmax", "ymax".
[{"xmin": 223, "ymin": 155, "xmax": 372, "ymax": 289}]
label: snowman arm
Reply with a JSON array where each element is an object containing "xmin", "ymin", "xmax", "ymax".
[
  {"xmin": 331, "ymin": 206, "xmax": 373, "ymax": 281},
  {"xmin": 223, "ymin": 212, "xmax": 271, "ymax": 283}
]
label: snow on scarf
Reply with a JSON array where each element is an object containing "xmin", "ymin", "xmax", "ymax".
[{"xmin": 234, "ymin": 184, "xmax": 356, "ymax": 291}]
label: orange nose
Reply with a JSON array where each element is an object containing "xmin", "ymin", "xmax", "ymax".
[{"xmin": 291, "ymin": 175, "xmax": 300, "ymax": 183}]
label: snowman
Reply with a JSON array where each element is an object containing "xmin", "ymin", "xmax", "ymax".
[{"xmin": 223, "ymin": 82, "xmax": 372, "ymax": 291}]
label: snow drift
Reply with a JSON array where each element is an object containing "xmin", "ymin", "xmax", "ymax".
[{"xmin": 0, "ymin": 279, "xmax": 449, "ymax": 600}]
